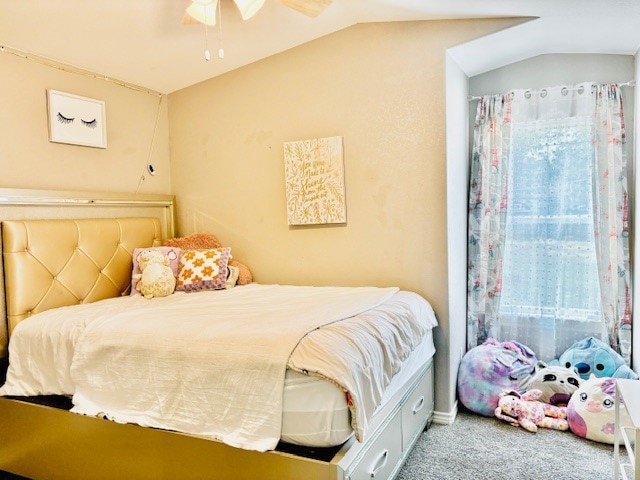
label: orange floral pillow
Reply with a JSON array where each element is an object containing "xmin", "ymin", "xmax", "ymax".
[{"xmin": 176, "ymin": 247, "xmax": 231, "ymax": 292}]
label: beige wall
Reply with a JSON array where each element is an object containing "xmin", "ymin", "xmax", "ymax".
[
  {"xmin": 169, "ymin": 19, "xmax": 520, "ymax": 414},
  {"xmin": 0, "ymin": 52, "xmax": 171, "ymax": 194}
]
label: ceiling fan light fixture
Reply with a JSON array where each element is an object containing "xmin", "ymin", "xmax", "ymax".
[
  {"xmin": 233, "ymin": 0, "xmax": 266, "ymax": 20},
  {"xmin": 185, "ymin": 0, "xmax": 218, "ymax": 26}
]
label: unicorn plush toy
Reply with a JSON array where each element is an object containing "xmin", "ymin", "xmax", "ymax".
[{"xmin": 567, "ymin": 375, "xmax": 631, "ymax": 444}]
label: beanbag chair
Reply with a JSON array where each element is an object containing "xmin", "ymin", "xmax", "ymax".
[
  {"xmin": 458, "ymin": 338, "xmax": 538, "ymax": 416},
  {"xmin": 567, "ymin": 375, "xmax": 631, "ymax": 444},
  {"xmin": 556, "ymin": 336, "xmax": 637, "ymax": 380}
]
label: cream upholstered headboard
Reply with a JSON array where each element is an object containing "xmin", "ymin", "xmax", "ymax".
[
  {"xmin": 3, "ymin": 218, "xmax": 162, "ymax": 336},
  {"xmin": 0, "ymin": 188, "xmax": 175, "ymax": 359}
]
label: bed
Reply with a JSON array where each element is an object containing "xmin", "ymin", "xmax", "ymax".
[{"xmin": 0, "ymin": 189, "xmax": 437, "ymax": 480}]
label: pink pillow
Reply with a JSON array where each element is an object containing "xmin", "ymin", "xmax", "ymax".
[{"xmin": 131, "ymin": 247, "xmax": 181, "ymax": 295}]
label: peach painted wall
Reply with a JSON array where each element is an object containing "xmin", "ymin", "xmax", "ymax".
[
  {"xmin": 0, "ymin": 52, "xmax": 170, "ymax": 194},
  {"xmin": 168, "ymin": 18, "xmax": 520, "ymax": 414}
]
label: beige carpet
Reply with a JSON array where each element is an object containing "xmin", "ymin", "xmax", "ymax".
[{"xmin": 398, "ymin": 407, "xmax": 628, "ymax": 480}]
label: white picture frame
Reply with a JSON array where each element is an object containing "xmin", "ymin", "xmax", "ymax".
[{"xmin": 47, "ymin": 90, "xmax": 107, "ymax": 149}]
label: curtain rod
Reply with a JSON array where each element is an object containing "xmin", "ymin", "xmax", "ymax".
[{"xmin": 467, "ymin": 80, "xmax": 636, "ymax": 102}]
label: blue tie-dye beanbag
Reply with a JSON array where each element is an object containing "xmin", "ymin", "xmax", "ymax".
[{"xmin": 457, "ymin": 338, "xmax": 539, "ymax": 416}]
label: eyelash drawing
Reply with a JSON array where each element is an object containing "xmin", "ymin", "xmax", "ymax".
[
  {"xmin": 81, "ymin": 119, "xmax": 98, "ymax": 129},
  {"xmin": 56, "ymin": 112, "xmax": 74, "ymax": 124}
]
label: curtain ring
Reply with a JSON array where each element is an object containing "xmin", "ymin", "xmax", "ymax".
[
  {"xmin": 561, "ymin": 87, "xmax": 568, "ymax": 96},
  {"xmin": 524, "ymin": 90, "xmax": 531, "ymax": 99},
  {"xmin": 540, "ymin": 89, "xmax": 547, "ymax": 98},
  {"xmin": 577, "ymin": 85, "xmax": 585, "ymax": 95}
]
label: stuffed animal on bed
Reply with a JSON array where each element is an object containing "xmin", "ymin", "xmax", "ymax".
[
  {"xmin": 567, "ymin": 375, "xmax": 631, "ymax": 444},
  {"xmin": 164, "ymin": 232, "xmax": 252, "ymax": 285},
  {"xmin": 457, "ymin": 338, "xmax": 539, "ymax": 416},
  {"xmin": 555, "ymin": 336, "xmax": 637, "ymax": 380},
  {"xmin": 527, "ymin": 364, "xmax": 582, "ymax": 407},
  {"xmin": 134, "ymin": 249, "xmax": 176, "ymax": 299},
  {"xmin": 494, "ymin": 389, "xmax": 569, "ymax": 433}
]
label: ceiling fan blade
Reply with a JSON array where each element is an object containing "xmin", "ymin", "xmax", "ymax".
[
  {"xmin": 277, "ymin": 0, "xmax": 332, "ymax": 17},
  {"xmin": 183, "ymin": 0, "xmax": 217, "ymax": 26},
  {"xmin": 181, "ymin": 12, "xmax": 203, "ymax": 25},
  {"xmin": 234, "ymin": 0, "xmax": 266, "ymax": 20}
]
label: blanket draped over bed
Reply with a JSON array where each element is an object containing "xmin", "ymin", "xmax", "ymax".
[{"xmin": 0, "ymin": 284, "xmax": 436, "ymax": 452}]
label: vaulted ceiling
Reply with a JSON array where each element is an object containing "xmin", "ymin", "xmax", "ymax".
[{"xmin": 1, "ymin": 0, "xmax": 639, "ymax": 93}]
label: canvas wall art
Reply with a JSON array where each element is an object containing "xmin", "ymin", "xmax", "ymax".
[
  {"xmin": 47, "ymin": 90, "xmax": 107, "ymax": 148},
  {"xmin": 284, "ymin": 136, "xmax": 346, "ymax": 226}
]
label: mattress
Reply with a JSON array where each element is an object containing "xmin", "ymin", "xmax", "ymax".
[
  {"xmin": 281, "ymin": 330, "xmax": 435, "ymax": 446},
  {"xmin": 1, "ymin": 286, "xmax": 437, "ymax": 450}
]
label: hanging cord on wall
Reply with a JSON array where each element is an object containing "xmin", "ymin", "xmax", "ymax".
[
  {"xmin": 467, "ymin": 80, "xmax": 636, "ymax": 102},
  {"xmin": 0, "ymin": 44, "xmax": 162, "ymax": 98},
  {"xmin": 135, "ymin": 94, "xmax": 164, "ymax": 193}
]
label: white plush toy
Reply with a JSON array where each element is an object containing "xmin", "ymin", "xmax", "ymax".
[
  {"xmin": 134, "ymin": 249, "xmax": 176, "ymax": 299},
  {"xmin": 528, "ymin": 363, "xmax": 582, "ymax": 407},
  {"xmin": 567, "ymin": 375, "xmax": 632, "ymax": 444}
]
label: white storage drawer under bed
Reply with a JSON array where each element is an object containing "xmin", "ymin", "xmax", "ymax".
[
  {"xmin": 346, "ymin": 409, "xmax": 403, "ymax": 480},
  {"xmin": 402, "ymin": 362, "xmax": 434, "ymax": 450}
]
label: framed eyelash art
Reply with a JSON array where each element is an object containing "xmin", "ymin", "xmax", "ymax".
[{"xmin": 47, "ymin": 90, "xmax": 107, "ymax": 149}]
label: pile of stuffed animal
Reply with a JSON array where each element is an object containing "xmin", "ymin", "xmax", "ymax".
[
  {"xmin": 457, "ymin": 337, "xmax": 638, "ymax": 443},
  {"xmin": 131, "ymin": 232, "xmax": 253, "ymax": 299}
]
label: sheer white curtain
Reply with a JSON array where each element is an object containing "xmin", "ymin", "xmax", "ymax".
[{"xmin": 467, "ymin": 82, "xmax": 632, "ymax": 362}]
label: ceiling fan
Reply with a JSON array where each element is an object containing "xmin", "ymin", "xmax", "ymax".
[{"xmin": 183, "ymin": 0, "xmax": 333, "ymax": 26}]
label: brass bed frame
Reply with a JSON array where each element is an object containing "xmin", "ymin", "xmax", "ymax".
[{"xmin": 0, "ymin": 188, "xmax": 434, "ymax": 480}]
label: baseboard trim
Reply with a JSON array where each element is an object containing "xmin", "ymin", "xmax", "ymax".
[{"xmin": 432, "ymin": 401, "xmax": 458, "ymax": 425}]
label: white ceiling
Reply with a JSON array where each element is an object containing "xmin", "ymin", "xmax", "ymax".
[{"xmin": 1, "ymin": 0, "xmax": 639, "ymax": 94}]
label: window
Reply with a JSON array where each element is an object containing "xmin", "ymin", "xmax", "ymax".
[
  {"xmin": 467, "ymin": 84, "xmax": 631, "ymax": 363},
  {"xmin": 499, "ymin": 117, "xmax": 606, "ymax": 359}
]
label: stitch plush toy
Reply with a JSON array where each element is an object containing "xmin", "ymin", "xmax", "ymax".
[
  {"xmin": 134, "ymin": 249, "xmax": 176, "ymax": 299},
  {"xmin": 555, "ymin": 336, "xmax": 637, "ymax": 380},
  {"xmin": 495, "ymin": 389, "xmax": 569, "ymax": 433}
]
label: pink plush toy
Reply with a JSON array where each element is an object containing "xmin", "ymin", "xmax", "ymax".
[{"xmin": 494, "ymin": 389, "xmax": 569, "ymax": 433}]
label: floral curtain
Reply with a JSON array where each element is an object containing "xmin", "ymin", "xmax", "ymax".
[
  {"xmin": 467, "ymin": 82, "xmax": 632, "ymax": 362},
  {"xmin": 592, "ymin": 84, "xmax": 632, "ymax": 363},
  {"xmin": 467, "ymin": 94, "xmax": 513, "ymax": 348}
]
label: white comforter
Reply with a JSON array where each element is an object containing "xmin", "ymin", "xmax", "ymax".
[{"xmin": 0, "ymin": 284, "xmax": 436, "ymax": 451}]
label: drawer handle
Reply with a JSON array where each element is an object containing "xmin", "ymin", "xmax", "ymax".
[
  {"xmin": 369, "ymin": 449, "xmax": 389, "ymax": 478},
  {"xmin": 412, "ymin": 396, "xmax": 425, "ymax": 415}
]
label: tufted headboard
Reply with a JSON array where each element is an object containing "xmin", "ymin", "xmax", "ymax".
[
  {"xmin": 0, "ymin": 188, "xmax": 175, "ymax": 359},
  {"xmin": 3, "ymin": 217, "xmax": 162, "ymax": 337}
]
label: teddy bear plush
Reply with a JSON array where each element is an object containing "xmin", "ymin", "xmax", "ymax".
[
  {"xmin": 163, "ymin": 232, "xmax": 252, "ymax": 285},
  {"xmin": 494, "ymin": 389, "xmax": 569, "ymax": 433},
  {"xmin": 134, "ymin": 249, "xmax": 176, "ymax": 299}
]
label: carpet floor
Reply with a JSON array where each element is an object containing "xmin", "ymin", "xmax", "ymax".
[{"xmin": 397, "ymin": 407, "xmax": 628, "ymax": 480}]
